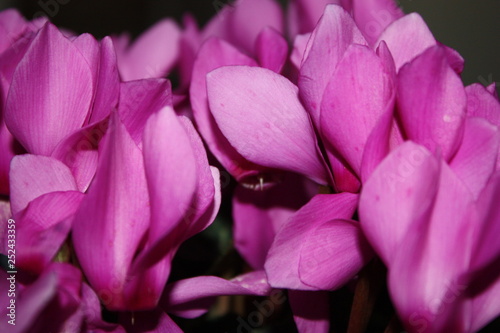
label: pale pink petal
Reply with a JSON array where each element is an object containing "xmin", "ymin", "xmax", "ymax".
[
  {"xmin": 207, "ymin": 66, "xmax": 329, "ymax": 184},
  {"xmin": 4, "ymin": 23, "xmax": 93, "ymax": 155},
  {"xmin": 255, "ymin": 27, "xmax": 288, "ymax": 73},
  {"xmin": 299, "ymin": 5, "xmax": 367, "ymax": 125},
  {"xmin": 9, "ymin": 154, "xmax": 78, "ymax": 215},
  {"xmin": 265, "ymin": 193, "xmax": 358, "ymax": 290},
  {"xmin": 375, "ymin": 13, "xmax": 436, "ymax": 71},
  {"xmin": 287, "ymin": 0, "xmax": 341, "ymax": 35},
  {"xmin": 397, "ymin": 46, "xmax": 466, "ymax": 161},
  {"xmin": 359, "ymin": 142, "xmax": 440, "ymax": 265}
]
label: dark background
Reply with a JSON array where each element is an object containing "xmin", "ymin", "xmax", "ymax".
[{"xmin": 1, "ymin": 0, "xmax": 498, "ymax": 90}]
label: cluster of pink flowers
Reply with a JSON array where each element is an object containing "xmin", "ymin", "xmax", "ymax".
[{"xmin": 0, "ymin": 0, "xmax": 499, "ymax": 332}]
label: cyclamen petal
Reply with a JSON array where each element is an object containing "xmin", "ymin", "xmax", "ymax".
[
  {"xmin": 207, "ymin": 66, "xmax": 329, "ymax": 184},
  {"xmin": 255, "ymin": 27, "xmax": 288, "ymax": 73},
  {"xmin": 4, "ymin": 23, "xmax": 93, "ymax": 155},
  {"xmin": 190, "ymin": 37, "xmax": 262, "ymax": 181},
  {"xmin": 397, "ymin": 46, "xmax": 466, "ymax": 161},
  {"xmin": 9, "ymin": 155, "xmax": 78, "ymax": 216},
  {"xmin": 265, "ymin": 193, "xmax": 358, "ymax": 290},
  {"xmin": 72, "ymin": 111, "xmax": 150, "ymax": 310},
  {"xmin": 299, "ymin": 4, "xmax": 367, "ymax": 125},
  {"xmin": 375, "ymin": 13, "xmax": 436, "ymax": 71},
  {"xmin": 359, "ymin": 142, "xmax": 440, "ymax": 265},
  {"xmin": 320, "ymin": 44, "xmax": 395, "ymax": 176}
]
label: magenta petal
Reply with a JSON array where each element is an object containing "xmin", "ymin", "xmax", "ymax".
[
  {"xmin": 72, "ymin": 112, "xmax": 150, "ymax": 310},
  {"xmin": 298, "ymin": 4, "xmax": 367, "ymax": 125},
  {"xmin": 320, "ymin": 44, "xmax": 395, "ymax": 175},
  {"xmin": 359, "ymin": 142, "xmax": 440, "ymax": 265},
  {"xmin": 226, "ymin": 0, "xmax": 284, "ymax": 55},
  {"xmin": 299, "ymin": 219, "xmax": 373, "ymax": 290},
  {"xmin": 178, "ymin": 116, "xmax": 221, "ymax": 237},
  {"xmin": 233, "ymin": 174, "xmax": 316, "ymax": 269},
  {"xmin": 190, "ymin": 37, "xmax": 261, "ymax": 180},
  {"xmin": 470, "ymin": 172, "xmax": 500, "ymax": 275},
  {"xmin": 4, "ymin": 23, "xmax": 93, "ymax": 155},
  {"xmin": 289, "ymin": 290, "xmax": 330, "ymax": 333},
  {"xmin": 375, "ymin": 13, "xmax": 436, "ymax": 71},
  {"xmin": 0, "ymin": 267, "xmax": 56, "ymax": 333},
  {"xmin": 397, "ymin": 46, "xmax": 466, "ymax": 161},
  {"xmin": 133, "ymin": 107, "xmax": 197, "ymax": 269},
  {"xmin": 0, "ymin": 9, "xmax": 28, "ymax": 53},
  {"xmin": 255, "ymin": 27, "xmax": 288, "ymax": 73},
  {"xmin": 162, "ymin": 271, "xmax": 272, "ymax": 319},
  {"xmin": 0, "ymin": 122, "xmax": 17, "ymax": 194},
  {"xmin": 466, "ymin": 83, "xmax": 500, "ymax": 127},
  {"xmin": 89, "ymin": 37, "xmax": 120, "ymax": 124},
  {"xmin": 290, "ymin": 33, "xmax": 311, "ymax": 70},
  {"xmin": 265, "ymin": 193, "xmax": 358, "ymax": 290},
  {"xmin": 117, "ymin": 19, "xmax": 180, "ymax": 81},
  {"xmin": 13, "ymin": 191, "xmax": 84, "ymax": 274},
  {"xmin": 388, "ymin": 162, "xmax": 475, "ymax": 331},
  {"xmin": 287, "ymin": 0, "xmax": 340, "ymax": 35},
  {"xmin": 118, "ymin": 79, "xmax": 172, "ymax": 146},
  {"xmin": 51, "ymin": 119, "xmax": 109, "ymax": 192},
  {"xmin": 450, "ymin": 118, "xmax": 499, "ymax": 199},
  {"xmin": 207, "ymin": 66, "xmax": 328, "ymax": 184},
  {"xmin": 9, "ymin": 154, "xmax": 78, "ymax": 215},
  {"xmin": 352, "ymin": 0, "xmax": 404, "ymax": 45}
]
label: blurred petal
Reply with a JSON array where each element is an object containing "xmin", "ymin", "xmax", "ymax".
[
  {"xmin": 289, "ymin": 290, "xmax": 330, "ymax": 333},
  {"xmin": 397, "ymin": 46, "xmax": 466, "ymax": 161},
  {"xmin": 290, "ymin": 33, "xmax": 311, "ymax": 70},
  {"xmin": 117, "ymin": 19, "xmax": 180, "ymax": 81},
  {"xmin": 207, "ymin": 66, "xmax": 328, "ymax": 184},
  {"xmin": 265, "ymin": 193, "xmax": 358, "ymax": 290},
  {"xmin": 255, "ymin": 27, "xmax": 288, "ymax": 73},
  {"xmin": 226, "ymin": 0, "xmax": 284, "ymax": 54},
  {"xmin": 9, "ymin": 154, "xmax": 78, "ymax": 215},
  {"xmin": 233, "ymin": 174, "xmax": 316, "ymax": 269},
  {"xmin": 375, "ymin": 13, "xmax": 435, "ymax": 71},
  {"xmin": 5, "ymin": 23, "xmax": 93, "ymax": 155},
  {"xmin": 299, "ymin": 5, "xmax": 367, "ymax": 125},
  {"xmin": 352, "ymin": 0, "xmax": 404, "ymax": 45}
]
